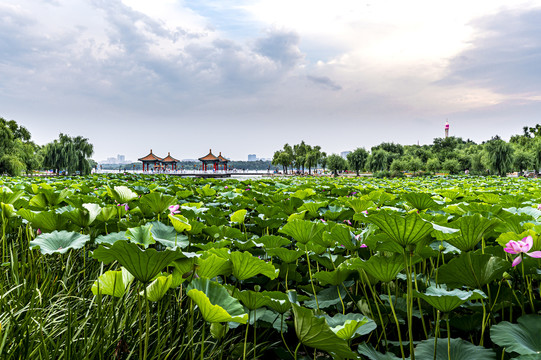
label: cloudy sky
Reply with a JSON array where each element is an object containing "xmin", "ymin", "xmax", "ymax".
[{"xmin": 2, "ymin": 0, "xmax": 541, "ymax": 162}]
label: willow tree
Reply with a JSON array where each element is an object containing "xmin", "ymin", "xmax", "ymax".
[
  {"xmin": 42, "ymin": 134, "xmax": 94, "ymax": 175},
  {"xmin": 347, "ymin": 147, "xmax": 369, "ymax": 176},
  {"xmin": 484, "ymin": 137, "xmax": 514, "ymax": 176}
]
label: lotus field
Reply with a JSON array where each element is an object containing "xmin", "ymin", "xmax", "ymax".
[{"xmin": 1, "ymin": 174, "xmax": 541, "ymax": 359}]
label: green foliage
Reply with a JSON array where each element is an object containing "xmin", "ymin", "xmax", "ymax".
[
  {"xmin": 347, "ymin": 147, "xmax": 369, "ymax": 175},
  {"xmin": 484, "ymin": 138, "xmax": 514, "ymax": 176},
  {"xmin": 41, "ymin": 133, "xmax": 94, "ymax": 175},
  {"xmin": 327, "ymin": 153, "xmax": 348, "ymax": 175}
]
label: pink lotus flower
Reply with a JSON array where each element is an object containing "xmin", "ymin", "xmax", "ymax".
[
  {"xmin": 344, "ymin": 219, "xmax": 352, "ymax": 225},
  {"xmin": 117, "ymin": 203, "xmax": 129, "ymax": 211},
  {"xmin": 537, "ymin": 204, "xmax": 541, "ymax": 211},
  {"xmin": 355, "ymin": 234, "xmax": 368, "ymax": 248},
  {"xmin": 504, "ymin": 236, "xmax": 541, "ymax": 267},
  {"xmin": 169, "ymin": 204, "xmax": 180, "ymax": 214},
  {"xmin": 37, "ymin": 228, "xmax": 42, "ymax": 235},
  {"xmin": 362, "ymin": 210, "xmax": 368, "ymax": 215}
]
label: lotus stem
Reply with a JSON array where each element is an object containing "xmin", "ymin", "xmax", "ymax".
[
  {"xmin": 305, "ymin": 250, "xmax": 320, "ymax": 311},
  {"xmin": 200, "ymin": 322, "xmax": 205, "ymax": 360},
  {"xmin": 387, "ymin": 282, "xmax": 405, "ymax": 360},
  {"xmin": 446, "ymin": 313, "xmax": 451, "ymax": 360},
  {"xmin": 243, "ymin": 310, "xmax": 250, "ymax": 360}
]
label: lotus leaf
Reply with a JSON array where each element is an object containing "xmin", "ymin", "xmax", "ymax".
[
  {"xmin": 186, "ymin": 278, "xmax": 248, "ymax": 323},
  {"xmin": 92, "ymin": 240, "xmax": 187, "ymax": 283},
  {"xmin": 490, "ymin": 315, "xmax": 541, "ymax": 356},
  {"xmin": 91, "ymin": 267, "xmax": 134, "ymax": 297},
  {"xmin": 437, "ymin": 252, "xmax": 510, "ymax": 289},
  {"xmin": 413, "ymin": 285, "xmax": 486, "ymax": 313},
  {"xmin": 279, "ymin": 219, "xmax": 325, "ymax": 244},
  {"xmin": 30, "ymin": 230, "xmax": 90, "ymax": 254},
  {"xmin": 140, "ymin": 274, "xmax": 173, "ymax": 301},
  {"xmin": 414, "ymin": 338, "xmax": 496, "ymax": 359},
  {"xmin": 230, "ymin": 251, "xmax": 278, "ymax": 280},
  {"xmin": 366, "ymin": 212, "xmax": 434, "ymax": 248},
  {"xmin": 148, "ymin": 221, "xmax": 189, "ymax": 249},
  {"xmin": 291, "ymin": 303, "xmax": 359, "ymax": 359}
]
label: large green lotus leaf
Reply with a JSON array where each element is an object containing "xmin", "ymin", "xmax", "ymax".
[
  {"xmin": 349, "ymin": 255, "xmax": 404, "ymax": 283},
  {"xmin": 324, "ymin": 313, "xmax": 377, "ymax": 340},
  {"xmin": 290, "ymin": 188, "xmax": 316, "ymax": 200},
  {"xmin": 196, "ymin": 254, "xmax": 232, "ymax": 278},
  {"xmin": 106, "ymin": 185, "xmax": 138, "ymax": 203},
  {"xmin": 322, "ymin": 205, "xmax": 348, "ymax": 221},
  {"xmin": 17, "ymin": 208, "xmax": 36, "ymax": 223},
  {"xmin": 62, "ymin": 203, "xmax": 100, "ymax": 228},
  {"xmin": 29, "ymin": 230, "xmax": 89, "ymax": 254},
  {"xmin": 196, "ymin": 184, "xmax": 216, "ymax": 197},
  {"xmin": 495, "ymin": 229, "xmax": 536, "ymax": 247},
  {"xmin": 277, "ymin": 197, "xmax": 304, "ymax": 215},
  {"xmin": 287, "ymin": 210, "xmax": 307, "ymax": 222},
  {"xmin": 291, "ymin": 303, "xmax": 359, "ymax": 359},
  {"xmin": 31, "ymin": 211, "xmax": 68, "ymax": 232},
  {"xmin": 437, "ymin": 252, "xmax": 510, "ymax": 289},
  {"xmin": 413, "ymin": 285, "xmax": 486, "ymax": 313},
  {"xmin": 230, "ymin": 251, "xmax": 279, "ymax": 280},
  {"xmin": 233, "ymin": 289, "xmax": 270, "ymax": 310},
  {"xmin": 446, "ymin": 214, "xmax": 500, "ymax": 251},
  {"xmin": 140, "ymin": 274, "xmax": 173, "ymax": 301},
  {"xmin": 431, "ymin": 223, "xmax": 461, "ymax": 241},
  {"xmin": 362, "ymin": 190, "xmax": 395, "ymax": 207},
  {"xmin": 91, "ymin": 267, "xmax": 134, "ymax": 297},
  {"xmin": 193, "ymin": 240, "xmax": 231, "ymax": 250},
  {"xmin": 305, "ymin": 285, "xmax": 347, "ymax": 309},
  {"xmin": 313, "ymin": 266, "xmax": 354, "ymax": 286},
  {"xmin": 230, "ymin": 209, "xmax": 247, "ymax": 223},
  {"xmin": 96, "ymin": 206, "xmax": 117, "ymax": 222},
  {"xmin": 91, "ymin": 240, "xmax": 186, "ymax": 283},
  {"xmin": 168, "ymin": 214, "xmax": 192, "ymax": 233},
  {"xmin": 347, "ymin": 198, "xmax": 374, "ymax": 213},
  {"xmin": 332, "ymin": 224, "xmax": 357, "ymax": 251},
  {"xmin": 414, "ymin": 338, "xmax": 496, "ymax": 359},
  {"xmin": 140, "ymin": 192, "xmax": 176, "ymax": 215},
  {"xmin": 478, "ymin": 193, "xmax": 501, "ymax": 204},
  {"xmin": 357, "ymin": 343, "xmax": 401, "ymax": 359},
  {"xmin": 279, "ymin": 219, "xmax": 325, "ymax": 244},
  {"xmin": 0, "ymin": 202, "xmax": 16, "ymax": 218},
  {"xmin": 147, "ymin": 221, "xmax": 189, "ymax": 249},
  {"xmin": 266, "ymin": 248, "xmax": 303, "ymax": 263},
  {"xmin": 0, "ymin": 187, "xmax": 23, "ymax": 204},
  {"xmin": 125, "ymin": 224, "xmax": 155, "ymax": 248},
  {"xmin": 298, "ymin": 201, "xmax": 328, "ymax": 217},
  {"xmin": 256, "ymin": 235, "xmax": 291, "ymax": 248},
  {"xmin": 490, "ymin": 315, "xmax": 541, "ymax": 356},
  {"xmin": 43, "ymin": 188, "xmax": 71, "ymax": 207},
  {"xmin": 495, "ymin": 212, "xmax": 532, "ymax": 234},
  {"xmin": 186, "ymin": 278, "xmax": 247, "ymax": 323},
  {"xmin": 366, "ymin": 212, "xmax": 434, "ymax": 247},
  {"xmin": 261, "ymin": 291, "xmax": 292, "ymax": 314},
  {"xmin": 95, "ymin": 232, "xmax": 128, "ymax": 245},
  {"xmin": 404, "ymin": 193, "xmax": 441, "ymax": 211}
]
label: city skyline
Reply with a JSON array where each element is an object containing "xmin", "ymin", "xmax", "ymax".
[{"xmin": 2, "ymin": 1, "xmax": 541, "ymax": 161}]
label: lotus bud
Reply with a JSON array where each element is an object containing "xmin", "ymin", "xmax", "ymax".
[
  {"xmin": 254, "ymin": 285, "xmax": 261, "ymax": 292},
  {"xmin": 439, "ymin": 244, "xmax": 445, "ymax": 252}
]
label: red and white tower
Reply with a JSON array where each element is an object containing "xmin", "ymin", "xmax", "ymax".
[{"xmin": 445, "ymin": 120, "xmax": 449, "ymax": 138}]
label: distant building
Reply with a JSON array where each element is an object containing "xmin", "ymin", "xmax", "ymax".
[
  {"xmin": 117, "ymin": 154, "xmax": 125, "ymax": 163},
  {"xmin": 248, "ymin": 154, "xmax": 257, "ymax": 161},
  {"xmin": 445, "ymin": 120, "xmax": 450, "ymax": 138},
  {"xmin": 340, "ymin": 151, "xmax": 351, "ymax": 159}
]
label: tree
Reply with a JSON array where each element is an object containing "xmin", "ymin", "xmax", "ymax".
[
  {"xmin": 426, "ymin": 158, "xmax": 441, "ymax": 173},
  {"xmin": 513, "ymin": 148, "xmax": 533, "ymax": 175},
  {"xmin": 347, "ymin": 148, "xmax": 369, "ymax": 176},
  {"xmin": 326, "ymin": 154, "xmax": 347, "ymax": 176},
  {"xmin": 442, "ymin": 159, "xmax": 461, "ymax": 174},
  {"xmin": 42, "ymin": 133, "xmax": 94, "ymax": 175},
  {"xmin": 367, "ymin": 149, "xmax": 389, "ymax": 172},
  {"xmin": 0, "ymin": 117, "xmax": 40, "ymax": 176},
  {"xmin": 484, "ymin": 138, "xmax": 514, "ymax": 176}
]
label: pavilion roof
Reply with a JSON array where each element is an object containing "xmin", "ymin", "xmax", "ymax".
[
  {"xmin": 138, "ymin": 149, "xmax": 162, "ymax": 162},
  {"xmin": 217, "ymin": 152, "xmax": 229, "ymax": 162},
  {"xmin": 162, "ymin": 152, "xmax": 179, "ymax": 163},
  {"xmin": 198, "ymin": 149, "xmax": 219, "ymax": 162}
]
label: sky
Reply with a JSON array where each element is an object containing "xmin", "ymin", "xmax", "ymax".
[{"xmin": 2, "ymin": 0, "xmax": 541, "ymax": 162}]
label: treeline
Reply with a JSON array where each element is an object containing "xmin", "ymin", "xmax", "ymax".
[
  {"xmin": 0, "ymin": 117, "xmax": 95, "ymax": 176},
  {"xmin": 273, "ymin": 126, "xmax": 541, "ymax": 176}
]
